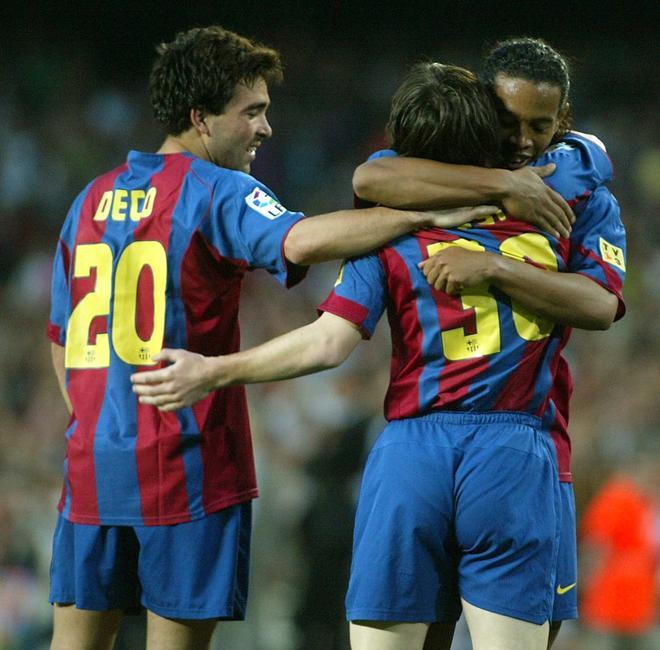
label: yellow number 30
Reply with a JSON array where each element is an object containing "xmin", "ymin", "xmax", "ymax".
[{"xmin": 65, "ymin": 241, "xmax": 167, "ymax": 368}]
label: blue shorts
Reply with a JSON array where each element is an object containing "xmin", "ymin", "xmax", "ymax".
[
  {"xmin": 346, "ymin": 412, "xmax": 562, "ymax": 625},
  {"xmin": 49, "ymin": 501, "xmax": 252, "ymax": 620},
  {"xmin": 552, "ymin": 482, "xmax": 578, "ymax": 621}
]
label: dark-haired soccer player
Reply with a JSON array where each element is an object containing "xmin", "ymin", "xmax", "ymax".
[
  {"xmin": 353, "ymin": 36, "xmax": 622, "ymax": 649},
  {"xmin": 46, "ymin": 25, "xmax": 513, "ymax": 650},
  {"xmin": 131, "ymin": 61, "xmax": 626, "ymax": 650}
]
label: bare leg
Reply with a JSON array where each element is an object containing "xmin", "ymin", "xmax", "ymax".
[
  {"xmin": 548, "ymin": 621, "xmax": 562, "ymax": 648},
  {"xmin": 146, "ymin": 610, "xmax": 218, "ymax": 650},
  {"xmin": 350, "ymin": 621, "xmax": 430, "ymax": 650},
  {"xmin": 461, "ymin": 599, "xmax": 549, "ymax": 650},
  {"xmin": 423, "ymin": 622, "xmax": 456, "ymax": 650},
  {"xmin": 50, "ymin": 604, "xmax": 123, "ymax": 650}
]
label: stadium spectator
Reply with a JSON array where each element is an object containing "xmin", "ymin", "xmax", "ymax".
[{"xmin": 580, "ymin": 468, "xmax": 658, "ymax": 649}]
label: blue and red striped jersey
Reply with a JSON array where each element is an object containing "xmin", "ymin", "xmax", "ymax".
[
  {"xmin": 321, "ymin": 134, "xmax": 625, "ymax": 481},
  {"xmin": 48, "ymin": 151, "xmax": 307, "ymax": 525}
]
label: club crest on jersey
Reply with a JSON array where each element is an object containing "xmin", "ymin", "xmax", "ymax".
[
  {"xmin": 245, "ymin": 187, "xmax": 287, "ymax": 220},
  {"xmin": 599, "ymin": 237, "xmax": 625, "ymax": 271}
]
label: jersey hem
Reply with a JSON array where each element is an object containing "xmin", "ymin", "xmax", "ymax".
[
  {"xmin": 59, "ymin": 489, "xmax": 259, "ymax": 526},
  {"xmin": 393, "ymin": 409, "xmax": 543, "ymax": 427}
]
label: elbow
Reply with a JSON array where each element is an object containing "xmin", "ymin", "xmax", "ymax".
[
  {"xmin": 283, "ymin": 227, "xmax": 317, "ymax": 266},
  {"xmin": 595, "ymin": 310, "xmax": 617, "ymax": 330},
  {"xmin": 352, "ymin": 163, "xmax": 382, "ymax": 203},
  {"xmin": 586, "ymin": 316, "xmax": 614, "ymax": 331},
  {"xmin": 592, "ymin": 294, "xmax": 620, "ymax": 330},
  {"xmin": 352, "ymin": 165, "xmax": 370, "ymax": 200},
  {"xmin": 313, "ymin": 327, "xmax": 355, "ymax": 370},
  {"xmin": 320, "ymin": 337, "xmax": 351, "ymax": 370},
  {"xmin": 568, "ymin": 286, "xmax": 619, "ymax": 331},
  {"xmin": 578, "ymin": 300, "xmax": 618, "ymax": 331}
]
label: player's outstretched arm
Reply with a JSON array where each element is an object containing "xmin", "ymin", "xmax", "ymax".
[
  {"xmin": 131, "ymin": 313, "xmax": 362, "ymax": 411},
  {"xmin": 352, "ymin": 157, "xmax": 573, "ymax": 238},
  {"xmin": 283, "ymin": 205, "xmax": 499, "ymax": 265},
  {"xmin": 420, "ymin": 248, "xmax": 618, "ymax": 330}
]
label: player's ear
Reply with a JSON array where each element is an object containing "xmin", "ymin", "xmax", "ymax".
[
  {"xmin": 190, "ymin": 108, "xmax": 210, "ymax": 136},
  {"xmin": 557, "ymin": 101, "xmax": 571, "ymax": 136}
]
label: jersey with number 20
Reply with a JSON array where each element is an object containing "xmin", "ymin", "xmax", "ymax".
[{"xmin": 48, "ymin": 151, "xmax": 306, "ymax": 526}]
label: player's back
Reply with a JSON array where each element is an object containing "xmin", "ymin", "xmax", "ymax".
[
  {"xmin": 328, "ymin": 134, "xmax": 624, "ymax": 423},
  {"xmin": 378, "ymin": 215, "xmax": 566, "ymax": 419},
  {"xmin": 49, "ymin": 151, "xmax": 305, "ymax": 525}
]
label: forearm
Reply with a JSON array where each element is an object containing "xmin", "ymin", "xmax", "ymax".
[
  {"xmin": 51, "ymin": 343, "xmax": 72, "ymax": 414},
  {"xmin": 209, "ymin": 314, "xmax": 362, "ymax": 387},
  {"xmin": 352, "ymin": 157, "xmax": 510, "ymax": 209},
  {"xmin": 285, "ymin": 206, "xmax": 427, "ymax": 265},
  {"xmin": 488, "ymin": 256, "xmax": 618, "ymax": 330}
]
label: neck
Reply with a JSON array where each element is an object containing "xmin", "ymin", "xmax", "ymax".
[{"xmin": 157, "ymin": 131, "xmax": 208, "ymax": 160}]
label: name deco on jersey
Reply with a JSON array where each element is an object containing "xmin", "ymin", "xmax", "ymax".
[{"xmin": 93, "ymin": 188, "xmax": 158, "ymax": 222}]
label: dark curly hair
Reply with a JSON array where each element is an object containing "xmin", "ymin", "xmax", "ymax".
[
  {"xmin": 481, "ymin": 37, "xmax": 572, "ymax": 137},
  {"xmin": 149, "ymin": 25, "xmax": 283, "ymax": 135},
  {"xmin": 387, "ymin": 62, "xmax": 501, "ymax": 167}
]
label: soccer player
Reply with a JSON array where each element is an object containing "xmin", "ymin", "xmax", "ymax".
[
  {"xmin": 131, "ymin": 62, "xmax": 626, "ymax": 650},
  {"xmin": 45, "ymin": 26, "xmax": 517, "ymax": 650},
  {"xmin": 353, "ymin": 37, "xmax": 621, "ymax": 648}
]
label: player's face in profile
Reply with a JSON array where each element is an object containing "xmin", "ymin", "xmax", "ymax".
[
  {"xmin": 493, "ymin": 73, "xmax": 564, "ymax": 169},
  {"xmin": 204, "ymin": 77, "xmax": 273, "ymax": 173}
]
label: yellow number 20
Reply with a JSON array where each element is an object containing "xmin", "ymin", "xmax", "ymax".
[{"xmin": 65, "ymin": 241, "xmax": 167, "ymax": 368}]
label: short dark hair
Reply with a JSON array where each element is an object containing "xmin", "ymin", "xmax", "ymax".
[
  {"xmin": 387, "ymin": 62, "xmax": 501, "ymax": 167},
  {"xmin": 149, "ymin": 25, "xmax": 283, "ymax": 135},
  {"xmin": 482, "ymin": 37, "xmax": 571, "ymax": 135}
]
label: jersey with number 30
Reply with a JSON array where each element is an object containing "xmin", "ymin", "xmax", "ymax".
[
  {"xmin": 320, "ymin": 134, "xmax": 626, "ymax": 480},
  {"xmin": 48, "ymin": 151, "xmax": 306, "ymax": 525}
]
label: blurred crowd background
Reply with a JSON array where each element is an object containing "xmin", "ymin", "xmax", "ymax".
[{"xmin": 0, "ymin": 2, "xmax": 657, "ymax": 648}]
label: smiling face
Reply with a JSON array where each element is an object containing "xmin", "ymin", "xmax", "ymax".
[
  {"xmin": 493, "ymin": 73, "xmax": 565, "ymax": 169},
  {"xmin": 202, "ymin": 77, "xmax": 272, "ymax": 173}
]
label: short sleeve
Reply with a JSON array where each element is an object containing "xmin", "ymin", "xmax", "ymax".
[
  {"xmin": 532, "ymin": 133, "xmax": 613, "ymax": 200},
  {"xmin": 568, "ymin": 186, "xmax": 626, "ymax": 320},
  {"xmin": 318, "ymin": 252, "xmax": 387, "ymax": 339},
  {"xmin": 204, "ymin": 172, "xmax": 308, "ymax": 287}
]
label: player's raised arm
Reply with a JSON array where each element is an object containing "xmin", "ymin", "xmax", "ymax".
[
  {"xmin": 131, "ymin": 313, "xmax": 362, "ymax": 411},
  {"xmin": 352, "ymin": 156, "xmax": 573, "ymax": 238},
  {"xmin": 282, "ymin": 204, "xmax": 499, "ymax": 265}
]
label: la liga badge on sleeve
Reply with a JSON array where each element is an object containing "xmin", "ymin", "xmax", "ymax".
[{"xmin": 245, "ymin": 187, "xmax": 287, "ymax": 220}]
